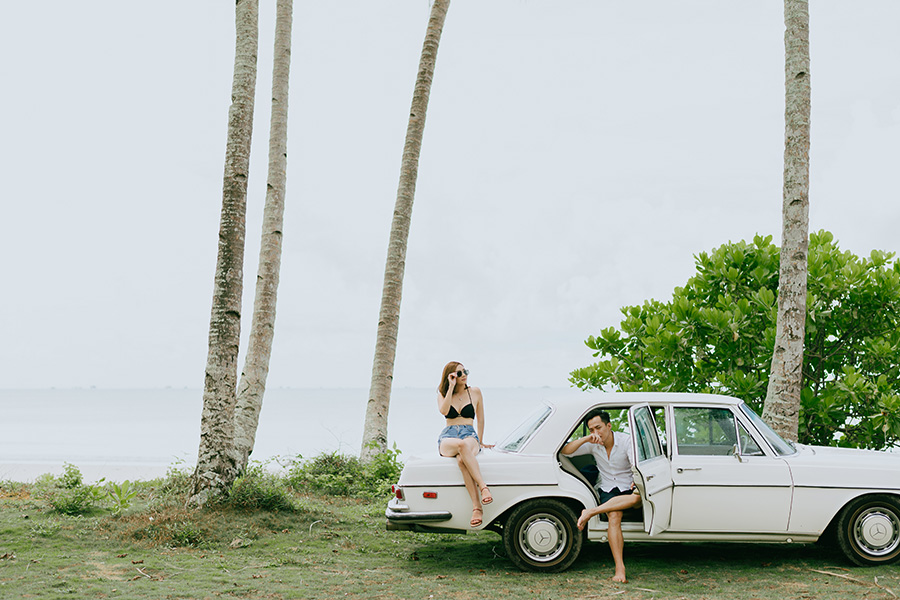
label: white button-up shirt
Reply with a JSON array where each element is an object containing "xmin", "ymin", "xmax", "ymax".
[{"xmin": 564, "ymin": 431, "xmax": 635, "ymax": 492}]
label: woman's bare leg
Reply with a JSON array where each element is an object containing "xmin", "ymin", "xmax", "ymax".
[
  {"xmin": 455, "ymin": 437, "xmax": 489, "ymax": 501},
  {"xmin": 440, "ymin": 438, "xmax": 485, "ymax": 523},
  {"xmin": 456, "ymin": 454, "xmax": 479, "ymax": 509}
]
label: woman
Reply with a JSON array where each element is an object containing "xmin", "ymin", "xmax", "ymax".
[{"xmin": 437, "ymin": 361, "xmax": 493, "ymax": 527}]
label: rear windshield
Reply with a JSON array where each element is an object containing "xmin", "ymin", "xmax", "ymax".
[{"xmin": 496, "ymin": 404, "xmax": 553, "ymax": 452}]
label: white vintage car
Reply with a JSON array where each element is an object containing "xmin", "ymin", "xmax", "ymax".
[{"xmin": 386, "ymin": 391, "xmax": 900, "ymax": 572}]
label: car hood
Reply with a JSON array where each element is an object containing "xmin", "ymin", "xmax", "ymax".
[
  {"xmin": 788, "ymin": 444, "xmax": 900, "ymax": 489},
  {"xmin": 397, "ymin": 449, "xmax": 558, "ymax": 487}
]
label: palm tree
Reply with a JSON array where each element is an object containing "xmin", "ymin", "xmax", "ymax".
[
  {"xmin": 762, "ymin": 0, "xmax": 811, "ymax": 442},
  {"xmin": 190, "ymin": 0, "xmax": 259, "ymax": 506},
  {"xmin": 234, "ymin": 0, "xmax": 294, "ymax": 473},
  {"xmin": 361, "ymin": 0, "xmax": 451, "ymax": 461}
]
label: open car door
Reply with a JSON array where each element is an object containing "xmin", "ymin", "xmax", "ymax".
[{"xmin": 628, "ymin": 403, "xmax": 673, "ymax": 536}]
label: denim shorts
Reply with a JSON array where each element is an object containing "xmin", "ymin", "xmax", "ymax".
[{"xmin": 437, "ymin": 424, "xmax": 479, "ymax": 453}]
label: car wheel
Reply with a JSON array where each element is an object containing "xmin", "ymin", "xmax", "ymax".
[
  {"xmin": 502, "ymin": 499, "xmax": 583, "ymax": 572},
  {"xmin": 836, "ymin": 494, "xmax": 900, "ymax": 566}
]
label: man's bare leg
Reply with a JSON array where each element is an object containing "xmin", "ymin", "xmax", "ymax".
[
  {"xmin": 607, "ymin": 510, "xmax": 627, "ymax": 582},
  {"xmin": 576, "ymin": 493, "xmax": 641, "ymax": 530}
]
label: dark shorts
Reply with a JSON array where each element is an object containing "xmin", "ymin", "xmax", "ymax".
[
  {"xmin": 600, "ymin": 486, "xmax": 634, "ymax": 505},
  {"xmin": 437, "ymin": 424, "xmax": 479, "ymax": 454}
]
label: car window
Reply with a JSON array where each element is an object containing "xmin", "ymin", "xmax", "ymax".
[
  {"xmin": 673, "ymin": 407, "xmax": 738, "ymax": 456},
  {"xmin": 738, "ymin": 420, "xmax": 764, "ymax": 456},
  {"xmin": 564, "ymin": 407, "xmax": 629, "ymax": 446},
  {"xmin": 739, "ymin": 403, "xmax": 796, "ymax": 456},
  {"xmin": 632, "ymin": 405, "xmax": 664, "ymax": 462},
  {"xmin": 652, "ymin": 406, "xmax": 668, "ymax": 455},
  {"xmin": 497, "ymin": 404, "xmax": 553, "ymax": 452},
  {"xmin": 564, "ymin": 406, "xmax": 667, "ymax": 454}
]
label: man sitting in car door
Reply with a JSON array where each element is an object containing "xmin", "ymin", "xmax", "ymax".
[{"xmin": 562, "ymin": 408, "xmax": 642, "ymax": 583}]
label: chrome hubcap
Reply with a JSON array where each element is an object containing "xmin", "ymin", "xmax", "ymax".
[
  {"xmin": 855, "ymin": 508, "xmax": 900, "ymax": 556},
  {"xmin": 519, "ymin": 513, "xmax": 566, "ymax": 562}
]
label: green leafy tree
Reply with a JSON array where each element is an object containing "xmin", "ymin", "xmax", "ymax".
[{"xmin": 570, "ymin": 232, "xmax": 900, "ymax": 450}]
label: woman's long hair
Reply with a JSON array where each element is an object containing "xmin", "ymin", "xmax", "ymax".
[{"xmin": 438, "ymin": 361, "xmax": 463, "ymax": 396}]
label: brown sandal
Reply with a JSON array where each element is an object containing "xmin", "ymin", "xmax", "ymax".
[
  {"xmin": 480, "ymin": 486, "xmax": 493, "ymax": 505},
  {"xmin": 470, "ymin": 507, "xmax": 483, "ymax": 527}
]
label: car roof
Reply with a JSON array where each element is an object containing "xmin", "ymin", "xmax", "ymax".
[
  {"xmin": 546, "ymin": 389, "xmax": 744, "ymax": 412},
  {"xmin": 510, "ymin": 389, "xmax": 745, "ymax": 455}
]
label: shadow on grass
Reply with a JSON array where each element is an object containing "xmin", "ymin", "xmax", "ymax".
[{"xmin": 400, "ymin": 531, "xmax": 844, "ymax": 576}]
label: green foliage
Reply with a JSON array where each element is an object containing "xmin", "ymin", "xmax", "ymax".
[
  {"xmin": 104, "ymin": 480, "xmax": 139, "ymax": 514},
  {"xmin": 167, "ymin": 520, "xmax": 208, "ymax": 547},
  {"xmin": 156, "ymin": 460, "xmax": 194, "ymax": 504},
  {"xmin": 214, "ymin": 462, "xmax": 296, "ymax": 512},
  {"xmin": 34, "ymin": 464, "xmax": 104, "ymax": 516},
  {"xmin": 59, "ymin": 462, "xmax": 84, "ymax": 489},
  {"xmin": 571, "ymin": 231, "xmax": 900, "ymax": 450},
  {"xmin": 287, "ymin": 444, "xmax": 403, "ymax": 500}
]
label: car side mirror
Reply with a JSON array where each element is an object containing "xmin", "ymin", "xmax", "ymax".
[{"xmin": 731, "ymin": 444, "xmax": 744, "ymax": 463}]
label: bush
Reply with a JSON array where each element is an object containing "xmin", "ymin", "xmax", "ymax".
[
  {"xmin": 59, "ymin": 463, "xmax": 83, "ymax": 489},
  {"xmin": 151, "ymin": 461, "xmax": 194, "ymax": 507},
  {"xmin": 35, "ymin": 464, "xmax": 102, "ymax": 516},
  {"xmin": 104, "ymin": 480, "xmax": 139, "ymax": 514},
  {"xmin": 287, "ymin": 445, "xmax": 403, "ymax": 500},
  {"xmin": 214, "ymin": 463, "xmax": 295, "ymax": 512}
]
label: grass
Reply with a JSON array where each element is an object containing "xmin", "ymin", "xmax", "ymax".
[{"xmin": 3, "ymin": 476, "xmax": 900, "ymax": 600}]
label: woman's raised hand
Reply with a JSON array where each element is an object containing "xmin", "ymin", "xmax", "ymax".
[{"xmin": 447, "ymin": 372, "xmax": 457, "ymax": 388}]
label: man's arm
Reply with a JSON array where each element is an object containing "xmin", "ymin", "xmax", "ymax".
[{"xmin": 561, "ymin": 433, "xmax": 601, "ymax": 456}]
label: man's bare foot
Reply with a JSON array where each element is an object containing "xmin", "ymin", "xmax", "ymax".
[
  {"xmin": 612, "ymin": 570, "xmax": 627, "ymax": 583},
  {"xmin": 577, "ymin": 509, "xmax": 592, "ymax": 530}
]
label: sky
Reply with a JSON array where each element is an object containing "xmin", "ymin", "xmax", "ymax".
[{"xmin": 1, "ymin": 1, "xmax": 899, "ymax": 391}]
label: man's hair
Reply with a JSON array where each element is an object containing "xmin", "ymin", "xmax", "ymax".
[{"xmin": 584, "ymin": 408, "xmax": 611, "ymax": 427}]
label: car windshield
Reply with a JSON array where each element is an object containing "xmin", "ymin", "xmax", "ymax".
[
  {"xmin": 739, "ymin": 403, "xmax": 796, "ymax": 456},
  {"xmin": 496, "ymin": 404, "xmax": 553, "ymax": 452}
]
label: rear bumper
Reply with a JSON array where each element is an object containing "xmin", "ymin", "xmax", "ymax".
[{"xmin": 385, "ymin": 498, "xmax": 452, "ymax": 523}]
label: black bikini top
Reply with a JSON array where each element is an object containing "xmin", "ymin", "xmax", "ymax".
[{"xmin": 445, "ymin": 387, "xmax": 476, "ymax": 419}]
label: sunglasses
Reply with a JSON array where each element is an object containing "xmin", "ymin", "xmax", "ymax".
[{"xmin": 456, "ymin": 369, "xmax": 469, "ymax": 377}]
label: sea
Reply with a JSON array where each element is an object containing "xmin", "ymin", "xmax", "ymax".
[{"xmin": 0, "ymin": 387, "xmax": 572, "ymax": 483}]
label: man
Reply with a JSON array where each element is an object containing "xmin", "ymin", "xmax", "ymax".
[{"xmin": 561, "ymin": 408, "xmax": 642, "ymax": 583}]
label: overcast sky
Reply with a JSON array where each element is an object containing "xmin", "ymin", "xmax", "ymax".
[{"xmin": 2, "ymin": 1, "xmax": 898, "ymax": 390}]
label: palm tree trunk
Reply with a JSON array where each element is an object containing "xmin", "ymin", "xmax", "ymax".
[
  {"xmin": 234, "ymin": 0, "xmax": 293, "ymax": 473},
  {"xmin": 763, "ymin": 0, "xmax": 810, "ymax": 442},
  {"xmin": 361, "ymin": 0, "xmax": 451, "ymax": 462},
  {"xmin": 190, "ymin": 0, "xmax": 259, "ymax": 506}
]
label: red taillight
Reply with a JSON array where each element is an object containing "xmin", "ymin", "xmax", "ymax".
[
  {"xmin": 392, "ymin": 485, "xmax": 404, "ymax": 500},
  {"xmin": 423, "ymin": 491, "xmax": 437, "ymax": 499}
]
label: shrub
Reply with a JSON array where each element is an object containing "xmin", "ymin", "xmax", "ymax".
[
  {"xmin": 287, "ymin": 445, "xmax": 403, "ymax": 500},
  {"xmin": 214, "ymin": 463, "xmax": 295, "ymax": 512},
  {"xmin": 59, "ymin": 463, "xmax": 83, "ymax": 489},
  {"xmin": 153, "ymin": 461, "xmax": 194, "ymax": 506},
  {"xmin": 287, "ymin": 451, "xmax": 363, "ymax": 497},
  {"xmin": 105, "ymin": 480, "xmax": 139, "ymax": 514},
  {"xmin": 35, "ymin": 464, "xmax": 102, "ymax": 516}
]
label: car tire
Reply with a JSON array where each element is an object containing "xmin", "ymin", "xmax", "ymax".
[
  {"xmin": 836, "ymin": 494, "xmax": 900, "ymax": 566},
  {"xmin": 502, "ymin": 499, "xmax": 583, "ymax": 572}
]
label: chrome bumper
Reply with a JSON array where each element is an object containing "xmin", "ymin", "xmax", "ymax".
[{"xmin": 385, "ymin": 498, "xmax": 452, "ymax": 522}]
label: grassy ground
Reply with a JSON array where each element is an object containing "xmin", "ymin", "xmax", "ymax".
[{"xmin": 2, "ymin": 479, "xmax": 900, "ymax": 600}]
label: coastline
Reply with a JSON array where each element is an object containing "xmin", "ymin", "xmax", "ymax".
[{"xmin": 0, "ymin": 386, "xmax": 573, "ymax": 483}]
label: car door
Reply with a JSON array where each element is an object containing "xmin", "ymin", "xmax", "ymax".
[
  {"xmin": 668, "ymin": 405, "xmax": 793, "ymax": 532},
  {"xmin": 628, "ymin": 403, "xmax": 674, "ymax": 536}
]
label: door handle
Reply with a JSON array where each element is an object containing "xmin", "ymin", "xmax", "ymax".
[
  {"xmin": 646, "ymin": 475, "xmax": 655, "ymax": 480},
  {"xmin": 677, "ymin": 467, "xmax": 702, "ymax": 473}
]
